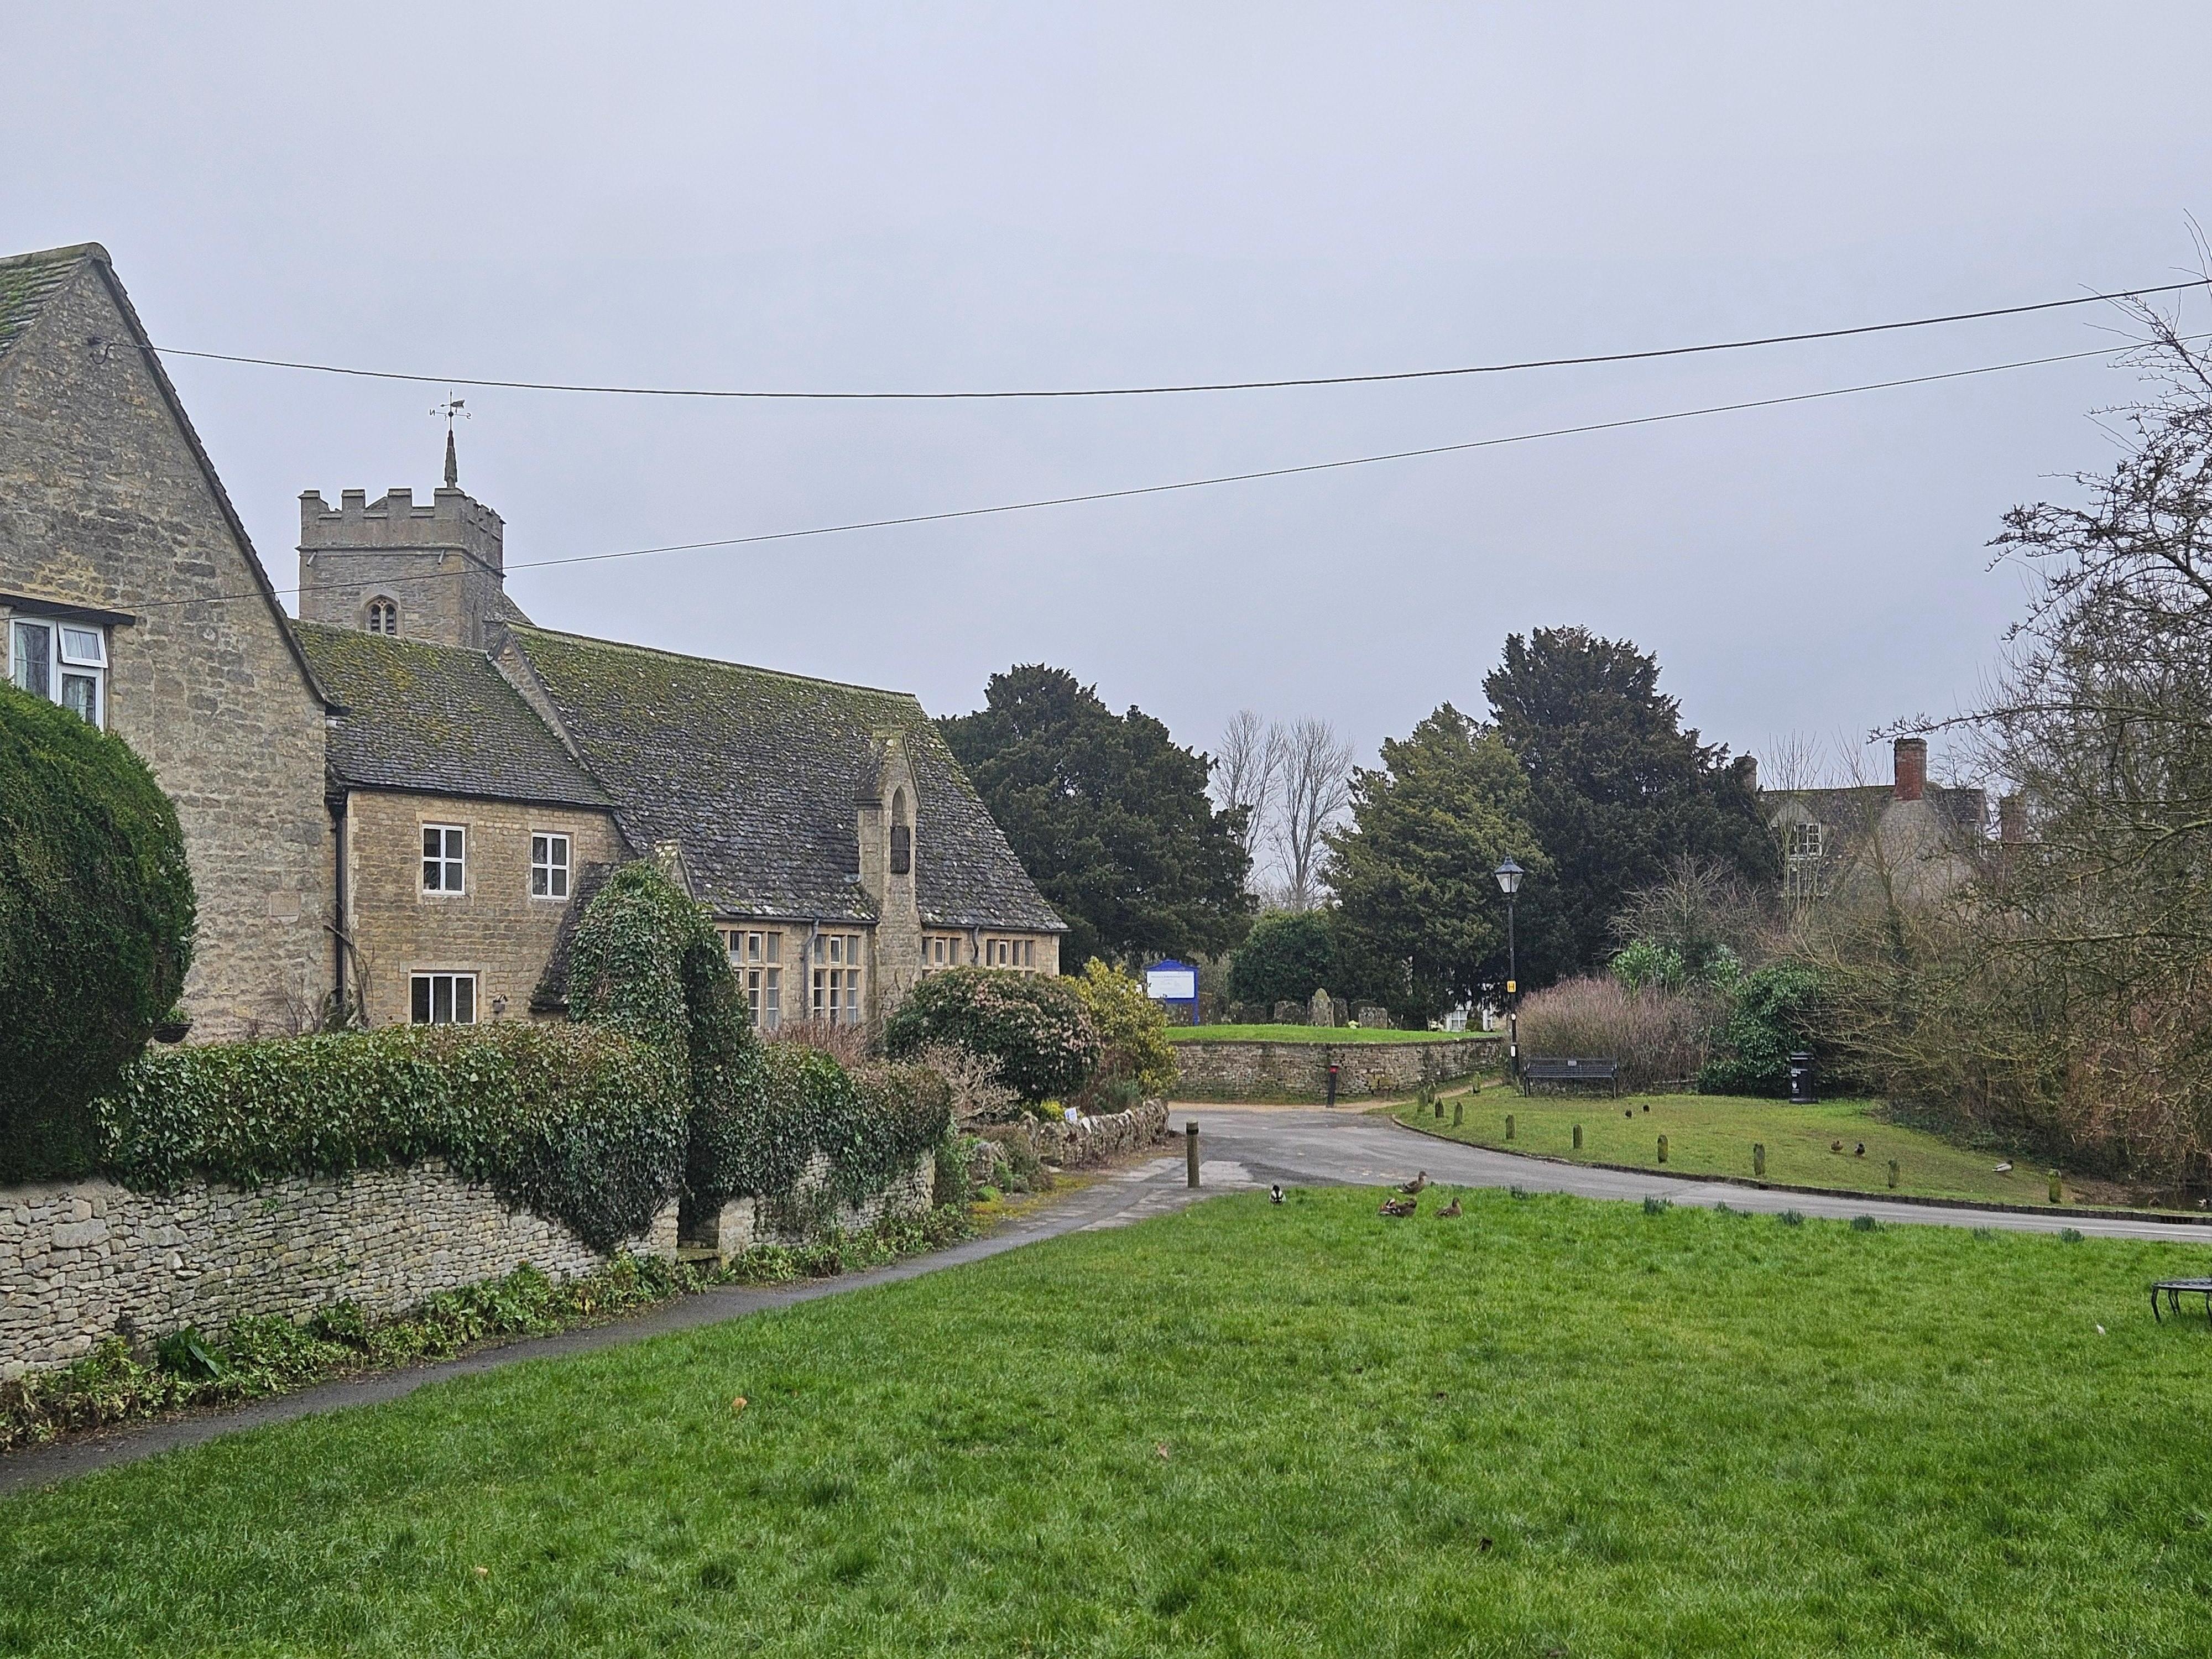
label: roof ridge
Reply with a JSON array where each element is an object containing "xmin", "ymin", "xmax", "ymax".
[
  {"xmin": 0, "ymin": 243, "xmax": 110, "ymax": 272},
  {"xmin": 294, "ymin": 619, "xmax": 495, "ymax": 662},
  {"xmin": 509, "ymin": 622, "xmax": 926, "ymax": 705}
]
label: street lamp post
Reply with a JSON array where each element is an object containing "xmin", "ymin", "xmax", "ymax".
[{"xmin": 1494, "ymin": 858, "xmax": 1524, "ymax": 1079}]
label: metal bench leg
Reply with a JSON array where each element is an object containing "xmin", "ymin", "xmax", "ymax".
[{"xmin": 2152, "ymin": 1287, "xmax": 2163, "ymax": 1323}]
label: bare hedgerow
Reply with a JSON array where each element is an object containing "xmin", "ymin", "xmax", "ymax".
[
  {"xmin": 1514, "ymin": 974, "xmax": 1716, "ymax": 1092},
  {"xmin": 912, "ymin": 1042, "xmax": 1022, "ymax": 1126}
]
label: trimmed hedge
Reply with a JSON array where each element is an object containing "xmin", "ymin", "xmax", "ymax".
[
  {"xmin": 882, "ymin": 967, "xmax": 1100, "ymax": 1103},
  {"xmin": 97, "ymin": 1023, "xmax": 686, "ymax": 1251},
  {"xmin": 1, "ymin": 684, "xmax": 196, "ymax": 1181}
]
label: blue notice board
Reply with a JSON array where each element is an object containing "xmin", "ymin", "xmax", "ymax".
[{"xmin": 1144, "ymin": 959, "xmax": 1200, "ymax": 1023}]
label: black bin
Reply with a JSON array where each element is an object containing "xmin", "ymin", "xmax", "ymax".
[{"xmin": 1788, "ymin": 1052, "xmax": 1815, "ymax": 1104}]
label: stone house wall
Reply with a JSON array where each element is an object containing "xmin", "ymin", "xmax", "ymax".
[
  {"xmin": 342, "ymin": 786, "xmax": 625, "ymax": 1026},
  {"xmin": 0, "ymin": 250, "xmax": 335, "ymax": 1040},
  {"xmin": 1169, "ymin": 1039, "xmax": 1498, "ymax": 1101},
  {"xmin": 0, "ymin": 1162, "xmax": 679, "ymax": 1378}
]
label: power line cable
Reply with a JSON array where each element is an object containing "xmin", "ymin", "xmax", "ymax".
[
  {"xmin": 119, "ymin": 330, "xmax": 2199, "ymax": 616},
  {"xmin": 137, "ymin": 279, "xmax": 2209, "ymax": 402}
]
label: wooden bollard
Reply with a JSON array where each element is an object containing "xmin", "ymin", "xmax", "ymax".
[
  {"xmin": 1572, "ymin": 1123, "xmax": 1583, "ymax": 1151},
  {"xmin": 1452, "ymin": 1099, "xmax": 1464, "ymax": 1129},
  {"xmin": 1505, "ymin": 1113, "xmax": 1515, "ymax": 1141},
  {"xmin": 1887, "ymin": 1159, "xmax": 1899, "ymax": 1190},
  {"xmin": 2048, "ymin": 1168, "xmax": 2062, "ymax": 1205},
  {"xmin": 1434, "ymin": 1095, "xmax": 1444, "ymax": 1120},
  {"xmin": 1186, "ymin": 1121, "xmax": 1199, "ymax": 1189},
  {"xmin": 1753, "ymin": 1142, "xmax": 1765, "ymax": 1178},
  {"xmin": 1658, "ymin": 1133, "xmax": 1668, "ymax": 1165}
]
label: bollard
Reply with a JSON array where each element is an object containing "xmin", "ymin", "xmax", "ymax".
[
  {"xmin": 1326, "ymin": 1062, "xmax": 1339, "ymax": 1110},
  {"xmin": 2048, "ymin": 1168, "xmax": 2062, "ymax": 1205},
  {"xmin": 1186, "ymin": 1121, "xmax": 1200, "ymax": 1189},
  {"xmin": 1657, "ymin": 1133, "xmax": 1668, "ymax": 1164},
  {"xmin": 1753, "ymin": 1142, "xmax": 1765, "ymax": 1178},
  {"xmin": 1887, "ymin": 1159, "xmax": 1899, "ymax": 1190},
  {"xmin": 1434, "ymin": 1095, "xmax": 1444, "ymax": 1120},
  {"xmin": 1452, "ymin": 1099, "xmax": 1464, "ymax": 1129},
  {"xmin": 1572, "ymin": 1123, "xmax": 1583, "ymax": 1151},
  {"xmin": 1505, "ymin": 1113, "xmax": 1515, "ymax": 1141}
]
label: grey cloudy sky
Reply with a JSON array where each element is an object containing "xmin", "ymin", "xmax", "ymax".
[{"xmin": 9, "ymin": 2, "xmax": 2210, "ymax": 808}]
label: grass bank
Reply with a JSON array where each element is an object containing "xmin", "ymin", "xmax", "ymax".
[
  {"xmin": 5, "ymin": 1188, "xmax": 2211, "ymax": 1655},
  {"xmin": 1394, "ymin": 1091, "xmax": 2098, "ymax": 1207},
  {"xmin": 1170, "ymin": 1024, "xmax": 1488, "ymax": 1044}
]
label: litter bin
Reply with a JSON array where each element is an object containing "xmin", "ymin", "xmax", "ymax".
[{"xmin": 1788, "ymin": 1052, "xmax": 1815, "ymax": 1105}]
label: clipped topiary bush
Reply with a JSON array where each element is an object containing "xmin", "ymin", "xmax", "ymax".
[
  {"xmin": 97, "ymin": 1022, "xmax": 686, "ymax": 1251},
  {"xmin": 1, "ymin": 685, "xmax": 197, "ymax": 1181},
  {"xmin": 882, "ymin": 966, "xmax": 1100, "ymax": 1104}
]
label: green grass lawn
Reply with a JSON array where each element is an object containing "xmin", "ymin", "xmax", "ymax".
[
  {"xmin": 7, "ymin": 1190, "xmax": 2212, "ymax": 1656},
  {"xmin": 1171, "ymin": 1023, "xmax": 1489, "ymax": 1044},
  {"xmin": 1396, "ymin": 1090, "xmax": 2099, "ymax": 1207}
]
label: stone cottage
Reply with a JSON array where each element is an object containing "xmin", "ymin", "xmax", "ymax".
[
  {"xmin": 2, "ymin": 241, "xmax": 1064, "ymax": 1037},
  {"xmin": 1764, "ymin": 737, "xmax": 1988, "ymax": 907}
]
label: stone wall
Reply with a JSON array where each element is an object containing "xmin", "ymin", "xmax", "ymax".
[
  {"xmin": 0, "ymin": 249, "xmax": 337, "ymax": 1042},
  {"xmin": 703, "ymin": 1149, "xmax": 936, "ymax": 1256},
  {"xmin": 0, "ymin": 1162, "xmax": 678, "ymax": 1379},
  {"xmin": 1021, "ymin": 1100, "xmax": 1171, "ymax": 1167},
  {"xmin": 1169, "ymin": 1038, "xmax": 1497, "ymax": 1101}
]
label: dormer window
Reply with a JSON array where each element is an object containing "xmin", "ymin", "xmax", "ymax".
[
  {"xmin": 10, "ymin": 617, "xmax": 107, "ymax": 728},
  {"xmin": 367, "ymin": 597, "xmax": 399, "ymax": 636}
]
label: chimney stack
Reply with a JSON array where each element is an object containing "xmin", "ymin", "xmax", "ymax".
[
  {"xmin": 1892, "ymin": 737, "xmax": 1927, "ymax": 803},
  {"xmin": 1999, "ymin": 793, "xmax": 2026, "ymax": 844}
]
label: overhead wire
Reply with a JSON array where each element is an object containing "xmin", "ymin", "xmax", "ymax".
[
  {"xmin": 135, "ymin": 279, "xmax": 2209, "ymax": 401},
  {"xmin": 114, "ymin": 328, "xmax": 2205, "ymax": 615}
]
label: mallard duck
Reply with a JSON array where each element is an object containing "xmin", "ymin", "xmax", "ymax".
[
  {"xmin": 1379, "ymin": 1194, "xmax": 1418, "ymax": 1218},
  {"xmin": 1399, "ymin": 1171, "xmax": 1430, "ymax": 1196},
  {"xmin": 1436, "ymin": 1195, "xmax": 1462, "ymax": 1218},
  {"xmin": 1854, "ymin": 1142, "xmax": 1866, "ymax": 1157},
  {"xmin": 1830, "ymin": 1139, "xmax": 1844, "ymax": 1152},
  {"xmin": 1269, "ymin": 1183, "xmax": 1285, "ymax": 1204},
  {"xmin": 1994, "ymin": 1161, "xmax": 2014, "ymax": 1175}
]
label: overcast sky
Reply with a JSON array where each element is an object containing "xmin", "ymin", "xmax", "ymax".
[{"xmin": 9, "ymin": 3, "xmax": 2210, "ymax": 821}]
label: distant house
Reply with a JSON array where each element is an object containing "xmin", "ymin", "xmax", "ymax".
[
  {"xmin": 3, "ymin": 240, "xmax": 1063, "ymax": 1039},
  {"xmin": 1763, "ymin": 737, "xmax": 1988, "ymax": 907}
]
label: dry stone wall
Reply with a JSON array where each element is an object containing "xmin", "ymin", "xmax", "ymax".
[
  {"xmin": 706, "ymin": 1149, "xmax": 936, "ymax": 1256},
  {"xmin": 1169, "ymin": 1039, "xmax": 1496, "ymax": 1101},
  {"xmin": 0, "ymin": 1162, "xmax": 677, "ymax": 1378}
]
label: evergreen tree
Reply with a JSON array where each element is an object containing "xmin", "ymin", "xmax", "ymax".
[
  {"xmin": 1326, "ymin": 704, "xmax": 1541, "ymax": 1025},
  {"xmin": 940, "ymin": 665, "xmax": 1252, "ymax": 967},
  {"xmin": 1483, "ymin": 627, "xmax": 1768, "ymax": 982}
]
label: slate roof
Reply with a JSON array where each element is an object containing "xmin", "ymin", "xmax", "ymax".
[
  {"xmin": 1766, "ymin": 784, "xmax": 1987, "ymax": 841},
  {"xmin": 0, "ymin": 243, "xmax": 93, "ymax": 359},
  {"xmin": 295, "ymin": 623, "xmax": 610, "ymax": 810},
  {"xmin": 503, "ymin": 625, "xmax": 1066, "ymax": 932}
]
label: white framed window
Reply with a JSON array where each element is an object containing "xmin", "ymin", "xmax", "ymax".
[
  {"xmin": 421, "ymin": 824, "xmax": 466, "ymax": 893},
  {"xmin": 410, "ymin": 972, "xmax": 477, "ymax": 1025},
  {"xmin": 10, "ymin": 617, "xmax": 107, "ymax": 728},
  {"xmin": 367, "ymin": 597, "xmax": 399, "ymax": 636},
  {"xmin": 810, "ymin": 933, "xmax": 864, "ymax": 1024},
  {"xmin": 1787, "ymin": 822, "xmax": 1825, "ymax": 859},
  {"xmin": 530, "ymin": 833, "xmax": 571, "ymax": 898}
]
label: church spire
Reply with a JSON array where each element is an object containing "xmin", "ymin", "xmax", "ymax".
[{"xmin": 434, "ymin": 393, "xmax": 467, "ymax": 489}]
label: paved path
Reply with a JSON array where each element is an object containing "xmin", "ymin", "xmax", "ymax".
[{"xmin": 7, "ymin": 1105, "xmax": 2205, "ymax": 1494}]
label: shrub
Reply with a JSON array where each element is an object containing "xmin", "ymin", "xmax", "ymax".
[
  {"xmin": 97, "ymin": 1022, "xmax": 686, "ymax": 1251},
  {"xmin": 978, "ymin": 1124, "xmax": 1049, "ymax": 1193},
  {"xmin": 881, "ymin": 967, "xmax": 1100, "ymax": 1103},
  {"xmin": 1697, "ymin": 962, "xmax": 1829, "ymax": 1097},
  {"xmin": 0, "ymin": 685, "xmax": 196, "ymax": 1180},
  {"xmin": 1515, "ymin": 974, "xmax": 1715, "ymax": 1092},
  {"xmin": 912, "ymin": 1042, "xmax": 1022, "ymax": 1126},
  {"xmin": 1071, "ymin": 960, "xmax": 1178, "ymax": 1104},
  {"xmin": 1227, "ymin": 910, "xmax": 1339, "ymax": 1008}
]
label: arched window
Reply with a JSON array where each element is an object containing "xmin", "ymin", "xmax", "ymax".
[
  {"xmin": 367, "ymin": 597, "xmax": 399, "ymax": 636},
  {"xmin": 890, "ymin": 789, "xmax": 912, "ymax": 875}
]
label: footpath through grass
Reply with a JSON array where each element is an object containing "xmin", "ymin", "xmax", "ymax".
[
  {"xmin": 1170, "ymin": 1023, "xmax": 1484, "ymax": 1044},
  {"xmin": 6, "ymin": 1188, "xmax": 2212, "ymax": 1656},
  {"xmin": 1397, "ymin": 1089, "xmax": 2096, "ymax": 1207}
]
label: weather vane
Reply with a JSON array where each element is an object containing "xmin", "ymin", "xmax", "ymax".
[{"xmin": 431, "ymin": 392, "xmax": 471, "ymax": 488}]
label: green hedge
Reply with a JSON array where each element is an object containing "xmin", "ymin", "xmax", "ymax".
[
  {"xmin": 1, "ymin": 684, "xmax": 197, "ymax": 1181},
  {"xmin": 97, "ymin": 1023, "xmax": 686, "ymax": 1251},
  {"xmin": 881, "ymin": 966, "xmax": 1100, "ymax": 1103}
]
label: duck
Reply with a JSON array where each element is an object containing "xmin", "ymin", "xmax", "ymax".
[
  {"xmin": 1994, "ymin": 1161, "xmax": 2014, "ymax": 1175},
  {"xmin": 1399, "ymin": 1171, "xmax": 1431, "ymax": 1196},
  {"xmin": 1379, "ymin": 1194, "xmax": 1419, "ymax": 1218},
  {"xmin": 1436, "ymin": 1195, "xmax": 1463, "ymax": 1218},
  {"xmin": 1854, "ymin": 1142, "xmax": 1866, "ymax": 1157},
  {"xmin": 1830, "ymin": 1139, "xmax": 1845, "ymax": 1153},
  {"xmin": 1269, "ymin": 1183, "xmax": 1285, "ymax": 1204}
]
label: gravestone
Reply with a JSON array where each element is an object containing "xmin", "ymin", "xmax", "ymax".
[
  {"xmin": 1331, "ymin": 996, "xmax": 1349, "ymax": 1027},
  {"xmin": 1353, "ymin": 1004, "xmax": 1391, "ymax": 1029},
  {"xmin": 1272, "ymin": 1000, "xmax": 1307, "ymax": 1025},
  {"xmin": 1308, "ymin": 987, "xmax": 1336, "ymax": 1027}
]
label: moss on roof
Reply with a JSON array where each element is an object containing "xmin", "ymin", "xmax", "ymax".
[
  {"xmin": 0, "ymin": 244, "xmax": 98, "ymax": 359},
  {"xmin": 296, "ymin": 623, "xmax": 610, "ymax": 809},
  {"xmin": 505, "ymin": 626, "xmax": 1064, "ymax": 931}
]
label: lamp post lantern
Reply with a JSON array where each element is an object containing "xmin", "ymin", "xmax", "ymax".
[{"xmin": 1494, "ymin": 858, "xmax": 1524, "ymax": 1078}]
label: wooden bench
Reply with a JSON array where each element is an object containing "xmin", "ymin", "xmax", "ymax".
[
  {"xmin": 1519, "ymin": 1056, "xmax": 1621, "ymax": 1097},
  {"xmin": 2151, "ymin": 1278, "xmax": 2212, "ymax": 1325}
]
